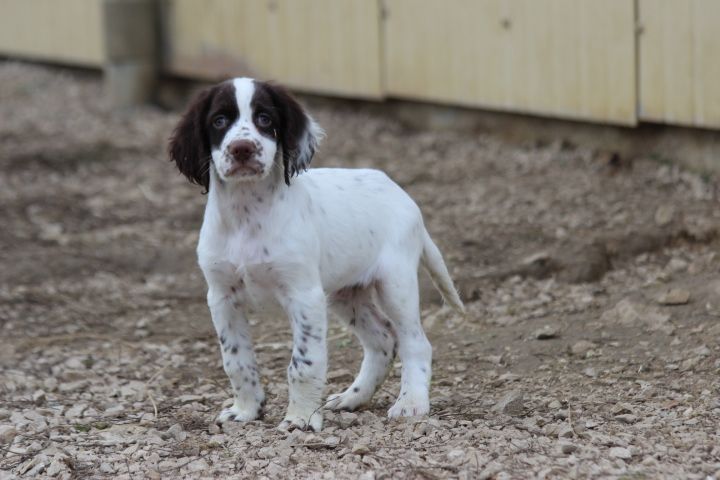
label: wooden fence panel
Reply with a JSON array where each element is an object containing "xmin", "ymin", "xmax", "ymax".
[
  {"xmin": 639, "ymin": 0, "xmax": 720, "ymax": 128},
  {"xmin": 0, "ymin": 0, "xmax": 104, "ymax": 66},
  {"xmin": 383, "ymin": 0, "xmax": 637, "ymax": 125},
  {"xmin": 164, "ymin": 0, "xmax": 383, "ymax": 98},
  {"xmin": 4, "ymin": 0, "xmax": 720, "ymax": 130}
]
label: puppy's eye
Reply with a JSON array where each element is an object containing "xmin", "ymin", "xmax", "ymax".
[
  {"xmin": 212, "ymin": 115, "xmax": 228, "ymax": 129},
  {"xmin": 256, "ymin": 113, "xmax": 272, "ymax": 128}
]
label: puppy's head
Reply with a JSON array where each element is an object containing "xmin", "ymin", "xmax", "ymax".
[{"xmin": 168, "ymin": 78, "xmax": 323, "ymax": 191}]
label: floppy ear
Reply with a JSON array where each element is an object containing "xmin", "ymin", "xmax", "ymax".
[
  {"xmin": 168, "ymin": 87, "xmax": 214, "ymax": 192},
  {"xmin": 265, "ymin": 84, "xmax": 324, "ymax": 185}
]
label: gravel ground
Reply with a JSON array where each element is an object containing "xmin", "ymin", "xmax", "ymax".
[{"xmin": 1, "ymin": 62, "xmax": 719, "ymax": 479}]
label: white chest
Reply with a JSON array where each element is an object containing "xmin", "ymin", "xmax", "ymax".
[{"xmin": 197, "ymin": 226, "xmax": 286, "ymax": 310}]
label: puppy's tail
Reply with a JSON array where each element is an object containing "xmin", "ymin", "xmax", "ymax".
[{"xmin": 420, "ymin": 229, "xmax": 466, "ymax": 316}]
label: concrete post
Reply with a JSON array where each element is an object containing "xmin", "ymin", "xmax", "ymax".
[{"xmin": 102, "ymin": 0, "xmax": 159, "ymax": 107}]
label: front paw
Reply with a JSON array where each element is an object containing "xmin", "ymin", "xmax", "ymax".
[
  {"xmin": 326, "ymin": 387, "xmax": 372, "ymax": 412},
  {"xmin": 215, "ymin": 402, "xmax": 262, "ymax": 425},
  {"xmin": 387, "ymin": 392, "xmax": 430, "ymax": 419},
  {"xmin": 278, "ymin": 410, "xmax": 323, "ymax": 432}
]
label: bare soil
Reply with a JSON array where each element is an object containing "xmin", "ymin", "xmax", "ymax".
[{"xmin": 1, "ymin": 62, "xmax": 719, "ymax": 479}]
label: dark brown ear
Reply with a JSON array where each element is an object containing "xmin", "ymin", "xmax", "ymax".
[
  {"xmin": 262, "ymin": 84, "xmax": 324, "ymax": 185},
  {"xmin": 168, "ymin": 87, "xmax": 214, "ymax": 192}
]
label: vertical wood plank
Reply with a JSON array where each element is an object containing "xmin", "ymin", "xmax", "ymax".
[
  {"xmin": 383, "ymin": 0, "xmax": 637, "ymax": 125},
  {"xmin": 0, "ymin": 0, "xmax": 104, "ymax": 66},
  {"xmin": 692, "ymin": 0, "xmax": 720, "ymax": 127},
  {"xmin": 164, "ymin": 0, "xmax": 383, "ymax": 99},
  {"xmin": 639, "ymin": 0, "xmax": 720, "ymax": 128}
]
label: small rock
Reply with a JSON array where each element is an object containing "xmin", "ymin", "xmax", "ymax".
[
  {"xmin": 46, "ymin": 455, "xmax": 70, "ymax": 477},
  {"xmin": 583, "ymin": 367, "xmax": 598, "ymax": 378},
  {"xmin": 497, "ymin": 373, "xmax": 520, "ymax": 383},
  {"xmin": 33, "ymin": 390, "xmax": 47, "ymax": 406},
  {"xmin": 533, "ymin": 324, "xmax": 560, "ymax": 340},
  {"xmin": 358, "ymin": 471, "xmax": 376, "ymax": 480},
  {"xmin": 99, "ymin": 462, "xmax": 115, "ymax": 473},
  {"xmin": 693, "ymin": 345, "xmax": 711, "ymax": 357},
  {"xmin": 266, "ymin": 462, "xmax": 286, "ymax": 477},
  {"xmin": 657, "ymin": 289, "xmax": 690, "ymax": 306},
  {"xmin": 654, "ymin": 205, "xmax": 675, "ymax": 226},
  {"xmin": 43, "ymin": 378, "xmax": 58, "ymax": 392},
  {"xmin": 557, "ymin": 424, "xmax": 575, "ymax": 439},
  {"xmin": 559, "ymin": 442, "xmax": 578, "ymax": 454},
  {"xmin": 103, "ymin": 405, "xmax": 125, "ymax": 417},
  {"xmin": 570, "ymin": 340, "xmax": 597, "ymax": 356},
  {"xmin": 62, "ymin": 356, "xmax": 80, "ymax": 369},
  {"xmin": 22, "ymin": 454, "xmax": 49, "ymax": 476},
  {"xmin": 337, "ymin": 411, "xmax": 359, "ymax": 428},
  {"xmin": 324, "ymin": 436, "xmax": 341, "ymax": 447},
  {"xmin": 170, "ymin": 354, "xmax": 185, "ymax": 367},
  {"xmin": 118, "ymin": 381, "xmax": 146, "ymax": 400},
  {"xmin": 301, "ymin": 433, "xmax": 319, "ymax": 445},
  {"xmin": 680, "ymin": 356, "xmax": 702, "ymax": 371},
  {"xmin": 602, "ymin": 298, "xmax": 674, "ymax": 333},
  {"xmin": 176, "ymin": 394, "xmax": 203, "ymax": 404},
  {"xmin": 166, "ymin": 423, "xmax": 186, "ymax": 441},
  {"xmin": 484, "ymin": 355, "xmax": 504, "ymax": 366},
  {"xmin": 352, "ymin": 443, "xmax": 370, "ymax": 455},
  {"xmin": 585, "ymin": 419, "xmax": 600, "ymax": 429},
  {"xmin": 412, "ymin": 419, "xmax": 440, "ymax": 439},
  {"xmin": 138, "ymin": 412, "xmax": 156, "ymax": 426},
  {"xmin": 446, "ymin": 448, "xmax": 466, "ymax": 464},
  {"xmin": 27, "ymin": 441, "xmax": 43, "ymax": 452},
  {"xmin": 609, "ymin": 446, "xmax": 632, "ymax": 459},
  {"xmin": 258, "ymin": 446, "xmax": 276, "ymax": 459},
  {"xmin": 187, "ymin": 459, "xmax": 209, "ymax": 472},
  {"xmin": 547, "ymin": 399, "xmax": 562, "ymax": 410},
  {"xmin": 0, "ymin": 425, "xmax": 18, "ymax": 443},
  {"xmin": 64, "ymin": 404, "xmax": 87, "ymax": 419},
  {"xmin": 611, "ymin": 404, "xmax": 633, "ymax": 415},
  {"xmin": 614, "ymin": 414, "xmax": 638, "ymax": 424},
  {"xmin": 492, "ymin": 391, "xmax": 525, "ymax": 416},
  {"xmin": 666, "ymin": 257, "xmax": 688, "ymax": 273}
]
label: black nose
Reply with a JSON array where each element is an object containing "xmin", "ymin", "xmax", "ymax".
[{"xmin": 228, "ymin": 140, "xmax": 257, "ymax": 163}]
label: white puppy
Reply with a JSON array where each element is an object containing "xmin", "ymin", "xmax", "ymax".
[{"xmin": 168, "ymin": 78, "xmax": 464, "ymax": 431}]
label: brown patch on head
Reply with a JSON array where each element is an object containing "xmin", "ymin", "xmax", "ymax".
[
  {"xmin": 167, "ymin": 81, "xmax": 238, "ymax": 192},
  {"xmin": 251, "ymin": 81, "xmax": 316, "ymax": 185},
  {"xmin": 206, "ymin": 82, "xmax": 238, "ymax": 151},
  {"xmin": 250, "ymin": 83, "xmax": 282, "ymax": 141}
]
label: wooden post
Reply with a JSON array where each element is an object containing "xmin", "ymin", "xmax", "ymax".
[{"xmin": 102, "ymin": 0, "xmax": 158, "ymax": 107}]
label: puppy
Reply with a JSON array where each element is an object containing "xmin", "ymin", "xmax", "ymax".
[{"xmin": 168, "ymin": 78, "xmax": 464, "ymax": 431}]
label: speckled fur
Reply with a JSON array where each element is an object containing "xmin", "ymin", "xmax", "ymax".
[{"xmin": 168, "ymin": 77, "xmax": 464, "ymax": 431}]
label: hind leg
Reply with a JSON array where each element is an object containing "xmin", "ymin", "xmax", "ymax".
[
  {"xmin": 327, "ymin": 286, "xmax": 397, "ymax": 411},
  {"xmin": 376, "ymin": 265, "xmax": 432, "ymax": 418}
]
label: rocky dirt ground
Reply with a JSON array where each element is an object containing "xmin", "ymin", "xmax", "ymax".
[{"xmin": 0, "ymin": 62, "xmax": 719, "ymax": 479}]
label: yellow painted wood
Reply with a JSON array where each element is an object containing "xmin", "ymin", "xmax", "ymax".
[
  {"xmin": 383, "ymin": 0, "xmax": 637, "ymax": 125},
  {"xmin": 639, "ymin": 0, "xmax": 720, "ymax": 128},
  {"xmin": 0, "ymin": 0, "xmax": 104, "ymax": 66},
  {"xmin": 3, "ymin": 0, "xmax": 718, "ymax": 130},
  {"xmin": 165, "ymin": 0, "xmax": 383, "ymax": 98}
]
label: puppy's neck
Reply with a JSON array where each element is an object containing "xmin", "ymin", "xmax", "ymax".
[{"xmin": 207, "ymin": 165, "xmax": 287, "ymax": 230}]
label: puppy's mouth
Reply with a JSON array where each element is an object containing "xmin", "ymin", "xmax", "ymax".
[{"xmin": 225, "ymin": 160, "xmax": 264, "ymax": 178}]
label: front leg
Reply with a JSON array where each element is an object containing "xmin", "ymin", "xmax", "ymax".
[
  {"xmin": 207, "ymin": 286, "xmax": 265, "ymax": 423},
  {"xmin": 279, "ymin": 286, "xmax": 328, "ymax": 432}
]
